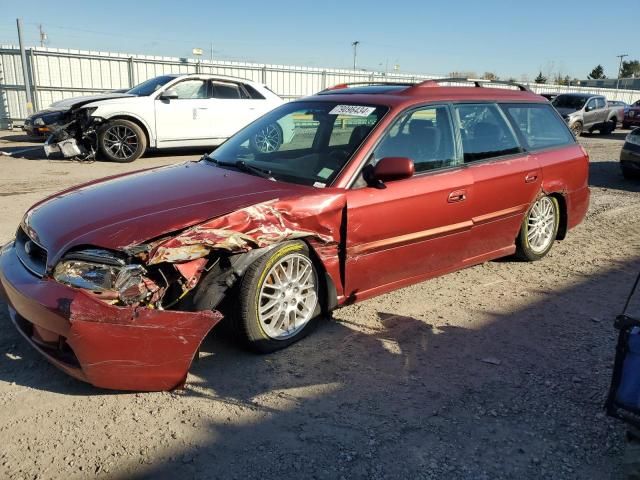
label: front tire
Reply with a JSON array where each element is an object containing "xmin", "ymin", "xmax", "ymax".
[
  {"xmin": 570, "ymin": 121, "xmax": 583, "ymax": 137},
  {"xmin": 515, "ymin": 196, "xmax": 560, "ymax": 261},
  {"xmin": 98, "ymin": 119, "xmax": 146, "ymax": 163},
  {"xmin": 235, "ymin": 241, "xmax": 322, "ymax": 353}
]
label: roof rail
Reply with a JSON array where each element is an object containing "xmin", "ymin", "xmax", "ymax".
[
  {"xmin": 319, "ymin": 81, "xmax": 417, "ymax": 93},
  {"xmin": 412, "ymin": 77, "xmax": 531, "ymax": 92}
]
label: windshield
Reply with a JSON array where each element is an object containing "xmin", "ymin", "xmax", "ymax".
[
  {"xmin": 208, "ymin": 101, "xmax": 388, "ymax": 186},
  {"xmin": 126, "ymin": 75, "xmax": 176, "ymax": 96},
  {"xmin": 552, "ymin": 95, "xmax": 588, "ymax": 110}
]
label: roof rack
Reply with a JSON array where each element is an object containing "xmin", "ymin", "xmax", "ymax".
[
  {"xmin": 319, "ymin": 77, "xmax": 531, "ymax": 94},
  {"xmin": 412, "ymin": 77, "xmax": 531, "ymax": 92}
]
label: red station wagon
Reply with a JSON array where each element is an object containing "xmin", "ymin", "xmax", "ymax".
[{"xmin": 0, "ymin": 79, "xmax": 590, "ymax": 391}]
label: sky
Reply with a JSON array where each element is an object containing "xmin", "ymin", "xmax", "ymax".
[{"xmin": 0, "ymin": 0, "xmax": 637, "ymax": 81}]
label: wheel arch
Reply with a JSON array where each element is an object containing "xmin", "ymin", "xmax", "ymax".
[
  {"xmin": 102, "ymin": 114, "xmax": 153, "ymax": 148},
  {"xmin": 545, "ymin": 190, "xmax": 568, "ymax": 240}
]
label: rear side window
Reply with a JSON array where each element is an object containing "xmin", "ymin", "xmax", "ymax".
[
  {"xmin": 212, "ymin": 82, "xmax": 245, "ymax": 99},
  {"xmin": 501, "ymin": 104, "xmax": 574, "ymax": 150},
  {"xmin": 453, "ymin": 104, "xmax": 521, "ymax": 162}
]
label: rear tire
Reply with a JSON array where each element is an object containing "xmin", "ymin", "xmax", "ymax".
[
  {"xmin": 601, "ymin": 119, "xmax": 616, "ymax": 134},
  {"xmin": 515, "ymin": 195, "xmax": 560, "ymax": 261},
  {"xmin": 235, "ymin": 241, "xmax": 322, "ymax": 353},
  {"xmin": 98, "ymin": 119, "xmax": 146, "ymax": 163}
]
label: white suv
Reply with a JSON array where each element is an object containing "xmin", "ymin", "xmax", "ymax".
[{"xmin": 43, "ymin": 74, "xmax": 289, "ymax": 162}]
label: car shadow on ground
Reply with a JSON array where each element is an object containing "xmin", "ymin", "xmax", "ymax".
[
  {"xmin": 589, "ymin": 161, "xmax": 640, "ymax": 192},
  {"xmin": 581, "ymin": 131, "xmax": 629, "ymax": 142},
  {"xmin": 0, "ymin": 133, "xmax": 45, "ymax": 143},
  {"xmin": 1, "ymin": 258, "xmax": 637, "ymax": 478}
]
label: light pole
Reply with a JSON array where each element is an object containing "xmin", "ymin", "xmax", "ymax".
[
  {"xmin": 352, "ymin": 41, "xmax": 360, "ymax": 70},
  {"xmin": 616, "ymin": 54, "xmax": 628, "ymax": 90}
]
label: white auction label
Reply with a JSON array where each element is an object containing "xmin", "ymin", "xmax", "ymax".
[{"xmin": 329, "ymin": 105, "xmax": 376, "ymax": 117}]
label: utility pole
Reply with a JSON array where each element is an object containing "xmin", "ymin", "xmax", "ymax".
[
  {"xmin": 352, "ymin": 41, "xmax": 360, "ymax": 70},
  {"xmin": 616, "ymin": 54, "xmax": 628, "ymax": 90},
  {"xmin": 38, "ymin": 24, "xmax": 47, "ymax": 47},
  {"xmin": 16, "ymin": 18, "xmax": 34, "ymax": 115}
]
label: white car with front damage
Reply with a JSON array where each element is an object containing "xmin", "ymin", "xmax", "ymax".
[{"xmin": 43, "ymin": 73, "xmax": 292, "ymax": 162}]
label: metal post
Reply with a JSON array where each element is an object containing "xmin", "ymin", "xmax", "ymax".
[
  {"xmin": 16, "ymin": 18, "xmax": 34, "ymax": 115},
  {"xmin": 261, "ymin": 65, "xmax": 267, "ymax": 84},
  {"xmin": 616, "ymin": 54, "xmax": 628, "ymax": 90},
  {"xmin": 352, "ymin": 41, "xmax": 360, "ymax": 70},
  {"xmin": 28, "ymin": 48, "xmax": 39, "ymax": 111},
  {"xmin": 127, "ymin": 57, "xmax": 135, "ymax": 88},
  {"xmin": 321, "ymin": 70, "xmax": 327, "ymax": 90}
]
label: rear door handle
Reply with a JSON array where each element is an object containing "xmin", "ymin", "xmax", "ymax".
[
  {"xmin": 525, "ymin": 172, "xmax": 539, "ymax": 183},
  {"xmin": 448, "ymin": 190, "xmax": 467, "ymax": 203}
]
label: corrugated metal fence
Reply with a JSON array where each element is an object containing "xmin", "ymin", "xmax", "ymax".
[{"xmin": 2, "ymin": 45, "xmax": 640, "ymax": 128}]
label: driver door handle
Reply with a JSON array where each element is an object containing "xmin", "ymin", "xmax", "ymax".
[{"xmin": 448, "ymin": 190, "xmax": 467, "ymax": 203}]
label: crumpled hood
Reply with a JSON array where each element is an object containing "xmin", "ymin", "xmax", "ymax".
[
  {"xmin": 24, "ymin": 161, "xmax": 309, "ymax": 266},
  {"xmin": 45, "ymin": 93, "xmax": 135, "ymax": 112}
]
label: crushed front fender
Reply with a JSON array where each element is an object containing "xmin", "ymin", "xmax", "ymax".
[{"xmin": 0, "ymin": 242, "xmax": 221, "ymax": 391}]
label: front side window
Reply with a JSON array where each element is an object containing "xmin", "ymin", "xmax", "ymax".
[
  {"xmin": 208, "ymin": 101, "xmax": 387, "ymax": 186},
  {"xmin": 586, "ymin": 98, "xmax": 597, "ymax": 111},
  {"xmin": 172, "ymin": 80, "xmax": 208, "ymax": 99},
  {"xmin": 372, "ymin": 105, "xmax": 458, "ymax": 173},
  {"xmin": 595, "ymin": 97, "xmax": 606, "ymax": 109},
  {"xmin": 453, "ymin": 104, "xmax": 520, "ymax": 162},
  {"xmin": 502, "ymin": 104, "xmax": 574, "ymax": 150}
]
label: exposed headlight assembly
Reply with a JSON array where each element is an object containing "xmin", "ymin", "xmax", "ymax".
[
  {"xmin": 33, "ymin": 117, "xmax": 45, "ymax": 126},
  {"xmin": 53, "ymin": 249, "xmax": 151, "ymax": 305}
]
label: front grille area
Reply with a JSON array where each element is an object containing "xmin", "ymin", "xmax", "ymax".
[
  {"xmin": 15, "ymin": 226, "xmax": 48, "ymax": 277},
  {"xmin": 13, "ymin": 312, "xmax": 80, "ymax": 368}
]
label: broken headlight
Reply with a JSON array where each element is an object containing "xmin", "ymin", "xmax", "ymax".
[
  {"xmin": 53, "ymin": 249, "xmax": 125, "ymax": 291},
  {"xmin": 53, "ymin": 249, "xmax": 151, "ymax": 304}
]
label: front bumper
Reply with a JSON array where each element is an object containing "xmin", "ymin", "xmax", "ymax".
[
  {"xmin": 44, "ymin": 136, "xmax": 84, "ymax": 158},
  {"xmin": 0, "ymin": 242, "xmax": 222, "ymax": 391}
]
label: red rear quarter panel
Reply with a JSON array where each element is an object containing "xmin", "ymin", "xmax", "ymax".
[{"xmin": 537, "ymin": 144, "xmax": 590, "ymax": 229}]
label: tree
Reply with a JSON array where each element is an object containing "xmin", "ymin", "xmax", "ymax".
[
  {"xmin": 587, "ymin": 65, "xmax": 606, "ymax": 79},
  {"xmin": 482, "ymin": 72, "xmax": 499, "ymax": 81},
  {"xmin": 620, "ymin": 60, "xmax": 640, "ymax": 78},
  {"xmin": 534, "ymin": 72, "xmax": 547, "ymax": 84}
]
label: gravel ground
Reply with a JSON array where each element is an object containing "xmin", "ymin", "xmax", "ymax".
[{"xmin": 0, "ymin": 130, "xmax": 639, "ymax": 480}]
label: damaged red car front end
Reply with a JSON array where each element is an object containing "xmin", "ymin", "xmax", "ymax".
[{"xmin": 0, "ymin": 159, "xmax": 344, "ymax": 391}]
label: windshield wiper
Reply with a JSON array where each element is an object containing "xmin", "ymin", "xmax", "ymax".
[{"xmin": 205, "ymin": 156, "xmax": 274, "ymax": 181}]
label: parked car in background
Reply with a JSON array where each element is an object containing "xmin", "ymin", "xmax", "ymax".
[
  {"xmin": 38, "ymin": 73, "xmax": 290, "ymax": 162},
  {"xmin": 552, "ymin": 93, "xmax": 623, "ymax": 136},
  {"xmin": 623, "ymin": 100, "xmax": 640, "ymax": 130},
  {"xmin": 540, "ymin": 93, "xmax": 559, "ymax": 102},
  {"xmin": 0, "ymin": 78, "xmax": 590, "ymax": 391},
  {"xmin": 621, "ymin": 128, "xmax": 640, "ymax": 179}
]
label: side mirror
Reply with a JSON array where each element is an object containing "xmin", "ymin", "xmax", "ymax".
[
  {"xmin": 585, "ymin": 104, "xmax": 593, "ymax": 112},
  {"xmin": 160, "ymin": 88, "xmax": 179, "ymax": 100},
  {"xmin": 371, "ymin": 157, "xmax": 414, "ymax": 185}
]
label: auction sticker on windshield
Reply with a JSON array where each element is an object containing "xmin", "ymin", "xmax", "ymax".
[{"xmin": 329, "ymin": 105, "xmax": 377, "ymax": 117}]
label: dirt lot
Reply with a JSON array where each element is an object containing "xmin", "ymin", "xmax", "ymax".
[{"xmin": 0, "ymin": 130, "xmax": 639, "ymax": 480}]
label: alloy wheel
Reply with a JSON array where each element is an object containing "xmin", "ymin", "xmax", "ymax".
[
  {"xmin": 257, "ymin": 253, "xmax": 318, "ymax": 340},
  {"xmin": 253, "ymin": 123, "xmax": 282, "ymax": 153},
  {"xmin": 103, "ymin": 125, "xmax": 139, "ymax": 161},
  {"xmin": 526, "ymin": 196, "xmax": 557, "ymax": 254}
]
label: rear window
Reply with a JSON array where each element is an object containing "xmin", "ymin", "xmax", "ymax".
[{"xmin": 501, "ymin": 104, "xmax": 574, "ymax": 150}]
